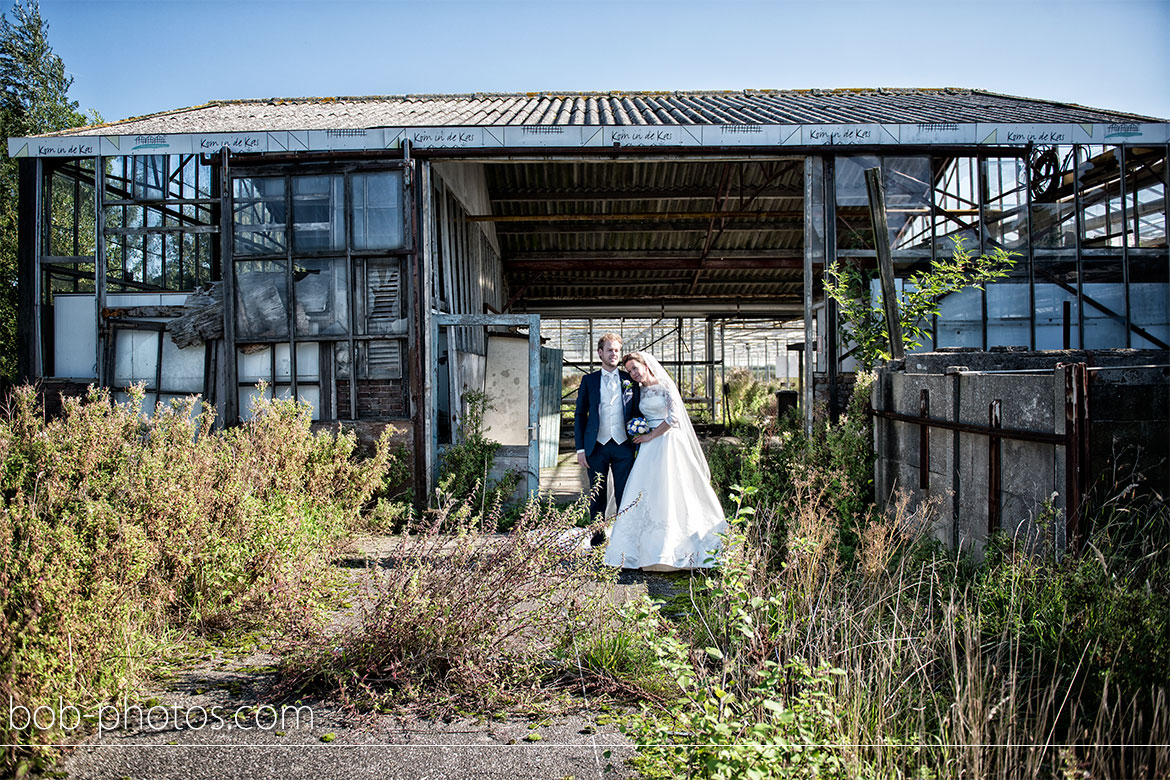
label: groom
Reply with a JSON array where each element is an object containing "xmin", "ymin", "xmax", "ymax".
[{"xmin": 574, "ymin": 333, "xmax": 640, "ymax": 542}]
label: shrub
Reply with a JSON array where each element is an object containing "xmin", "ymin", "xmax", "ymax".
[
  {"xmin": 0, "ymin": 384, "xmax": 393, "ymax": 774},
  {"xmin": 277, "ymin": 491, "xmax": 612, "ymax": 715}
]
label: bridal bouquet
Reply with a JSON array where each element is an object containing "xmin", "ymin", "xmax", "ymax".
[{"xmin": 627, "ymin": 417, "xmax": 651, "ymax": 436}]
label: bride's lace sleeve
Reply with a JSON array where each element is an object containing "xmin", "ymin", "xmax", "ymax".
[{"xmin": 662, "ymin": 386, "xmax": 683, "ymax": 428}]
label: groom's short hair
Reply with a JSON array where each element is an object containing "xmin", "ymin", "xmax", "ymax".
[{"xmin": 597, "ymin": 333, "xmax": 623, "ymax": 351}]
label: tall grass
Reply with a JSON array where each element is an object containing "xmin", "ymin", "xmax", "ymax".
[
  {"xmin": 616, "ymin": 476, "xmax": 1170, "ymax": 779},
  {"xmin": 0, "ymin": 384, "xmax": 394, "ymax": 774}
]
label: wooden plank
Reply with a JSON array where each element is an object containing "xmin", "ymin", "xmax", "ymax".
[{"xmin": 864, "ymin": 166, "xmax": 905, "ymax": 361}]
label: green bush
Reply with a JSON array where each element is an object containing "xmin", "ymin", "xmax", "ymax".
[{"xmin": 0, "ymin": 384, "xmax": 394, "ymax": 774}]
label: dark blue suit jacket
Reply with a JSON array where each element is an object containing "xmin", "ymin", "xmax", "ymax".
[{"xmin": 574, "ymin": 369, "xmax": 640, "ymax": 454}]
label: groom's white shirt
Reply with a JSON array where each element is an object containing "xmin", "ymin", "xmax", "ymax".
[{"xmin": 596, "ymin": 368, "xmax": 628, "ymax": 446}]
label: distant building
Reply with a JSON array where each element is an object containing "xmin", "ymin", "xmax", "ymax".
[{"xmin": 8, "ymin": 89, "xmax": 1168, "ymax": 504}]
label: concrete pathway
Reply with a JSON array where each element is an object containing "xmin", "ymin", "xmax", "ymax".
[{"xmin": 53, "ymin": 531, "xmax": 699, "ymax": 780}]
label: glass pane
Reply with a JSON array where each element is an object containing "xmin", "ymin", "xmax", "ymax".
[
  {"xmin": 295, "ymin": 384, "xmax": 321, "ymax": 420},
  {"xmin": 1125, "ymin": 147, "xmax": 1167, "ymax": 249},
  {"xmin": 235, "ymin": 260, "xmax": 289, "ymax": 339},
  {"xmin": 132, "ymin": 156, "xmax": 167, "ymax": 200},
  {"xmin": 1033, "ymin": 254, "xmax": 1080, "ymax": 349},
  {"xmin": 334, "ymin": 342, "xmax": 351, "ymax": 379},
  {"xmin": 114, "ymin": 329, "xmax": 159, "ymax": 388},
  {"xmin": 884, "ymin": 157, "xmax": 931, "ymax": 251},
  {"xmin": 834, "ymin": 155, "xmax": 879, "ymax": 251},
  {"xmin": 1129, "ymin": 255, "xmax": 1170, "ymax": 348},
  {"xmin": 274, "ymin": 342, "xmax": 320, "ymax": 381},
  {"xmin": 160, "ymin": 338, "xmax": 204, "ymax": 394},
  {"xmin": 237, "ymin": 345, "xmax": 273, "ymax": 383},
  {"xmin": 233, "ymin": 177, "xmax": 286, "ymax": 255},
  {"xmin": 1082, "ymin": 256, "xmax": 1127, "ymax": 348},
  {"xmin": 292, "ymin": 175, "xmax": 345, "ymax": 252},
  {"xmin": 986, "ymin": 277, "xmax": 1030, "ymax": 348},
  {"xmin": 294, "ymin": 257, "xmax": 348, "ymax": 336},
  {"xmin": 238, "ymin": 383, "xmax": 274, "ymax": 421},
  {"xmin": 352, "ymin": 171, "xmax": 404, "ymax": 250},
  {"xmin": 933, "ymin": 156, "xmax": 980, "ymax": 253},
  {"xmin": 935, "ymin": 287, "xmax": 982, "ymax": 348},
  {"xmin": 1078, "ymin": 146, "xmax": 1124, "ymax": 248},
  {"xmin": 115, "ymin": 390, "xmax": 158, "ymax": 413},
  {"xmin": 983, "ymin": 157, "xmax": 1028, "ymax": 250}
]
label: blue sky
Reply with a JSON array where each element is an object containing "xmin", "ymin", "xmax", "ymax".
[{"xmin": 33, "ymin": 0, "xmax": 1170, "ymax": 124}]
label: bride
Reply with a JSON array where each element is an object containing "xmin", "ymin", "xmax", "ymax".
[{"xmin": 603, "ymin": 351, "xmax": 727, "ymax": 571}]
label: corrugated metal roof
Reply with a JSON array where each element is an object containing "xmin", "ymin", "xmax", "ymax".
[{"xmin": 45, "ymin": 89, "xmax": 1163, "ymax": 137}]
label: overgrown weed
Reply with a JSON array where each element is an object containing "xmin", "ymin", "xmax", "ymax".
[
  {"xmin": 0, "ymin": 384, "xmax": 395, "ymax": 774},
  {"xmin": 277, "ymin": 490, "xmax": 615, "ymax": 717}
]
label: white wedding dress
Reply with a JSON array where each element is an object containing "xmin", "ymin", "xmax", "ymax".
[{"xmin": 603, "ymin": 379, "xmax": 727, "ymax": 571}]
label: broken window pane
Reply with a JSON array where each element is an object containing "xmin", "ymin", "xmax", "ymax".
[
  {"xmin": 1125, "ymin": 147, "xmax": 1167, "ymax": 248},
  {"xmin": 233, "ymin": 177, "xmax": 287, "ymax": 255},
  {"xmin": 294, "ymin": 257, "xmax": 348, "ymax": 336},
  {"xmin": 354, "ymin": 339, "xmax": 402, "ymax": 379},
  {"xmin": 1078, "ymin": 146, "xmax": 1124, "ymax": 248},
  {"xmin": 834, "ymin": 155, "xmax": 879, "ymax": 251},
  {"xmin": 293, "ymin": 175, "xmax": 345, "ymax": 252},
  {"xmin": 355, "ymin": 258, "xmax": 402, "ymax": 335},
  {"xmin": 352, "ymin": 172, "xmax": 404, "ymax": 250},
  {"xmin": 234, "ymin": 260, "xmax": 289, "ymax": 339},
  {"xmin": 982, "ymin": 157, "xmax": 1028, "ymax": 250},
  {"xmin": 883, "ymin": 157, "xmax": 931, "ymax": 251},
  {"xmin": 45, "ymin": 160, "xmax": 96, "ymax": 257},
  {"xmin": 932, "ymin": 156, "xmax": 980, "ymax": 253},
  {"xmin": 333, "ymin": 342, "xmax": 351, "ymax": 379}
]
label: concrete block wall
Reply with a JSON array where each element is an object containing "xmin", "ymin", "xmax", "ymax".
[{"xmin": 874, "ymin": 349, "xmax": 1168, "ymax": 556}]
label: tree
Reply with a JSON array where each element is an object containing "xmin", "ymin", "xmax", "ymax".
[
  {"xmin": 823, "ymin": 238, "xmax": 1017, "ymax": 370},
  {"xmin": 0, "ymin": 0, "xmax": 91, "ymax": 380}
]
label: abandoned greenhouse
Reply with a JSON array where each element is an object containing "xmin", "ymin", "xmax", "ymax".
[{"xmin": 7, "ymin": 89, "xmax": 1168, "ymax": 548}]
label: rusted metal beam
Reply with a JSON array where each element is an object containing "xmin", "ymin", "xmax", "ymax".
[
  {"xmin": 988, "ymin": 399, "xmax": 1002, "ymax": 535},
  {"xmin": 1062, "ymin": 362, "xmax": 1090, "ymax": 549},
  {"xmin": 919, "ymin": 389, "xmax": 930, "ymax": 489},
  {"xmin": 871, "ymin": 407, "xmax": 1067, "ymax": 445}
]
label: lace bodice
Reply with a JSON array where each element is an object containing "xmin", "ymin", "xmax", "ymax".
[{"xmin": 638, "ymin": 383, "xmax": 682, "ymax": 428}]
